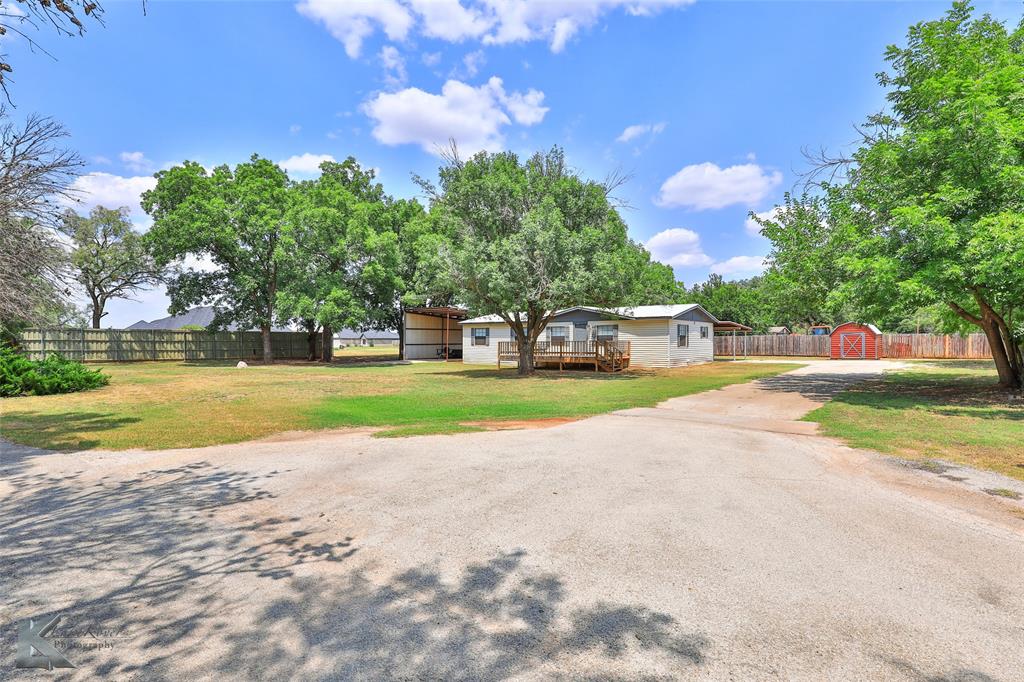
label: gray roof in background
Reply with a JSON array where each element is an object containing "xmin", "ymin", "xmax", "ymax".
[
  {"xmin": 335, "ymin": 328, "xmax": 399, "ymax": 340},
  {"xmin": 461, "ymin": 304, "xmax": 719, "ymax": 325},
  {"xmin": 126, "ymin": 306, "xmax": 291, "ymax": 332}
]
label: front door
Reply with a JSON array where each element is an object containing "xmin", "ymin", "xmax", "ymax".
[{"xmin": 840, "ymin": 332, "xmax": 866, "ymax": 359}]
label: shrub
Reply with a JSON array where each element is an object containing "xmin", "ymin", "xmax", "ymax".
[{"xmin": 0, "ymin": 345, "xmax": 109, "ymax": 397}]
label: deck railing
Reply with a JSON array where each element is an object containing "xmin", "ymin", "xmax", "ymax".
[{"xmin": 497, "ymin": 340, "xmax": 631, "ymax": 370}]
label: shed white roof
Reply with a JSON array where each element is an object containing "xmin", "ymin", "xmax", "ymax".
[
  {"xmin": 460, "ymin": 304, "xmax": 718, "ymax": 325},
  {"xmin": 831, "ymin": 322, "xmax": 882, "ymax": 335}
]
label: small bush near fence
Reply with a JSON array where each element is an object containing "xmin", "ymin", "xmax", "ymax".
[{"xmin": 1, "ymin": 345, "xmax": 109, "ymax": 397}]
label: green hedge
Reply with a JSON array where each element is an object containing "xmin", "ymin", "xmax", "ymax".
[{"xmin": 0, "ymin": 345, "xmax": 109, "ymax": 397}]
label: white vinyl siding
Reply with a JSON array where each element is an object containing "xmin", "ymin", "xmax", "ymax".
[
  {"xmin": 462, "ymin": 323, "xmax": 510, "ymax": 364},
  {"xmin": 669, "ymin": 320, "xmax": 713, "ymax": 366},
  {"xmin": 616, "ymin": 319, "xmax": 671, "ymax": 368}
]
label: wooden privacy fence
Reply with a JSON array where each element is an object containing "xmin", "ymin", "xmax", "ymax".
[
  {"xmin": 880, "ymin": 333, "xmax": 991, "ymax": 359},
  {"xmin": 715, "ymin": 334, "xmax": 830, "ymax": 357},
  {"xmin": 18, "ymin": 328, "xmax": 320, "ymax": 362},
  {"xmin": 714, "ymin": 333, "xmax": 992, "ymax": 359}
]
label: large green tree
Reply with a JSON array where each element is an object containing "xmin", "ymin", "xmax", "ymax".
[
  {"xmin": 277, "ymin": 158, "xmax": 400, "ymax": 362},
  {"xmin": 835, "ymin": 3, "xmax": 1024, "ymax": 388},
  {"xmin": 754, "ymin": 3, "xmax": 1024, "ymax": 387},
  {"xmin": 143, "ymin": 156, "xmax": 293, "ymax": 363},
  {"xmin": 60, "ymin": 206, "xmax": 162, "ymax": 328},
  {"xmin": 427, "ymin": 146, "xmax": 681, "ymax": 374}
]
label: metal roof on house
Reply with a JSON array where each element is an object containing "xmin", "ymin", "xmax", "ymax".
[{"xmin": 460, "ymin": 304, "xmax": 718, "ymax": 325}]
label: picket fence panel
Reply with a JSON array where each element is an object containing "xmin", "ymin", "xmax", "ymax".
[
  {"xmin": 713, "ymin": 333, "xmax": 991, "ymax": 359},
  {"xmin": 18, "ymin": 328, "xmax": 319, "ymax": 362}
]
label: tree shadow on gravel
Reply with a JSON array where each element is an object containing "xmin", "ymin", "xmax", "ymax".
[
  {"xmin": 0, "ymin": 454, "xmax": 709, "ymax": 680},
  {"xmin": 751, "ymin": 371, "xmax": 869, "ymax": 402},
  {"xmin": 0, "ymin": 458, "xmax": 356, "ymax": 679},
  {"xmin": 215, "ymin": 549, "xmax": 710, "ymax": 680}
]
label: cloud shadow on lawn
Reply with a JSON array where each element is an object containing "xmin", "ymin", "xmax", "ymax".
[{"xmin": 0, "ymin": 456, "xmax": 710, "ymax": 679}]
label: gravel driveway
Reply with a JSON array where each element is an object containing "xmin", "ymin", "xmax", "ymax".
[{"xmin": 2, "ymin": 361, "xmax": 1022, "ymax": 680}]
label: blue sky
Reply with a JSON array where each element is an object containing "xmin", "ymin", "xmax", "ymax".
[{"xmin": 9, "ymin": 0, "xmax": 1021, "ymax": 327}]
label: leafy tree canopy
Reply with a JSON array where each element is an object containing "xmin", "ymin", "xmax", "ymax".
[
  {"xmin": 60, "ymin": 206, "xmax": 162, "ymax": 329},
  {"xmin": 427, "ymin": 145, "xmax": 682, "ymax": 373},
  {"xmin": 143, "ymin": 155, "xmax": 293, "ymax": 362}
]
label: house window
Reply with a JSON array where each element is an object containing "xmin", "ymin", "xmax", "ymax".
[
  {"xmin": 677, "ymin": 324, "xmax": 689, "ymax": 347},
  {"xmin": 547, "ymin": 325, "xmax": 569, "ymax": 344},
  {"xmin": 700, "ymin": 325, "xmax": 709, "ymax": 339},
  {"xmin": 594, "ymin": 324, "xmax": 618, "ymax": 343},
  {"xmin": 472, "ymin": 328, "xmax": 489, "ymax": 346}
]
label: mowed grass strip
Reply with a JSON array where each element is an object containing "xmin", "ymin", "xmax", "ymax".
[
  {"xmin": 0, "ymin": 360, "xmax": 798, "ymax": 450},
  {"xmin": 806, "ymin": 360, "xmax": 1024, "ymax": 480}
]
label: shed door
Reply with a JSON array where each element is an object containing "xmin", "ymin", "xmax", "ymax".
[{"xmin": 839, "ymin": 332, "xmax": 866, "ymax": 359}]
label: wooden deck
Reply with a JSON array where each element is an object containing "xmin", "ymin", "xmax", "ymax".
[{"xmin": 497, "ymin": 340, "xmax": 631, "ymax": 372}]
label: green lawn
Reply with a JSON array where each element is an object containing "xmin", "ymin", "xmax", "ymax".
[
  {"xmin": 806, "ymin": 360, "xmax": 1024, "ymax": 480},
  {"xmin": 0, "ymin": 360, "xmax": 799, "ymax": 451}
]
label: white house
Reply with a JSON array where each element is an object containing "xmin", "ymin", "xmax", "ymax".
[{"xmin": 459, "ymin": 304, "xmax": 718, "ymax": 370}]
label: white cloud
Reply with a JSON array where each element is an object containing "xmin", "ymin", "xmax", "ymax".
[
  {"xmin": 644, "ymin": 228, "xmax": 713, "ymax": 268},
  {"xmin": 616, "ymin": 121, "xmax": 665, "ymax": 143},
  {"xmin": 710, "ymin": 255, "xmax": 768, "ymax": 278},
  {"xmin": 656, "ymin": 162, "xmax": 782, "ymax": 211},
  {"xmin": 744, "ymin": 206, "xmax": 783, "ymax": 237},
  {"xmin": 379, "ymin": 44, "xmax": 408, "ymax": 86},
  {"xmin": 289, "ymin": 124, "xmax": 302, "ymax": 135},
  {"xmin": 409, "ymin": 0, "xmax": 490, "ymax": 41},
  {"xmin": 277, "ymin": 153, "xmax": 337, "ymax": 176},
  {"xmin": 422, "ymin": 51, "xmax": 442, "ymax": 66},
  {"xmin": 63, "ymin": 172, "xmax": 157, "ymax": 225},
  {"xmin": 461, "ymin": 49, "xmax": 486, "ymax": 77},
  {"xmin": 119, "ymin": 151, "xmax": 155, "ymax": 173},
  {"xmin": 296, "ymin": 0, "xmax": 414, "ymax": 58},
  {"xmin": 362, "ymin": 76, "xmax": 547, "ymax": 155},
  {"xmin": 297, "ymin": 0, "xmax": 693, "ymax": 56},
  {"xmin": 495, "ymin": 83, "xmax": 548, "ymax": 125}
]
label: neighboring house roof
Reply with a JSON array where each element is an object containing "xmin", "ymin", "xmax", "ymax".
[
  {"xmin": 126, "ymin": 306, "xmax": 291, "ymax": 331},
  {"xmin": 461, "ymin": 304, "xmax": 719, "ymax": 325},
  {"xmin": 768, "ymin": 326, "xmax": 791, "ymax": 334},
  {"xmin": 335, "ymin": 328, "xmax": 399, "ymax": 340}
]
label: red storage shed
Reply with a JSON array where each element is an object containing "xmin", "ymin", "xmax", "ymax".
[{"xmin": 830, "ymin": 322, "xmax": 882, "ymax": 359}]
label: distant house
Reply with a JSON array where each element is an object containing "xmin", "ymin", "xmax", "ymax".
[
  {"xmin": 459, "ymin": 304, "xmax": 718, "ymax": 370},
  {"xmin": 126, "ymin": 307, "xmax": 291, "ymax": 332},
  {"xmin": 767, "ymin": 326, "xmax": 791, "ymax": 335},
  {"xmin": 334, "ymin": 328, "xmax": 400, "ymax": 348}
]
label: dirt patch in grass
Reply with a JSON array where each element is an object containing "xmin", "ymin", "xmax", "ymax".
[{"xmin": 461, "ymin": 417, "xmax": 580, "ymax": 431}]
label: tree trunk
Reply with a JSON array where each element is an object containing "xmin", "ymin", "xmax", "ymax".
[
  {"xmin": 321, "ymin": 324, "xmax": 333, "ymax": 363},
  {"xmin": 261, "ymin": 324, "xmax": 273, "ymax": 364},
  {"xmin": 517, "ymin": 337, "xmax": 534, "ymax": 375},
  {"xmin": 950, "ymin": 298, "xmax": 1022, "ymax": 389},
  {"xmin": 305, "ymin": 320, "xmax": 318, "ymax": 361},
  {"xmin": 980, "ymin": 319, "xmax": 1022, "ymax": 389},
  {"xmin": 397, "ymin": 312, "xmax": 405, "ymax": 361},
  {"xmin": 90, "ymin": 295, "xmax": 103, "ymax": 329}
]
